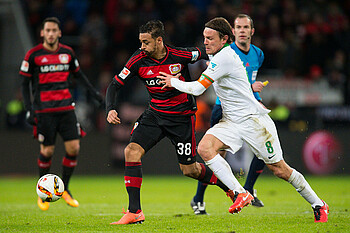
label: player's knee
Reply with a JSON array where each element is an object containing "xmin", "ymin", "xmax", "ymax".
[
  {"xmin": 71, "ymin": 145, "xmax": 80, "ymax": 155},
  {"xmin": 41, "ymin": 147, "xmax": 54, "ymax": 157},
  {"xmin": 197, "ymin": 142, "xmax": 212, "ymax": 160},
  {"xmin": 64, "ymin": 140, "xmax": 80, "ymax": 155},
  {"xmin": 66, "ymin": 144, "xmax": 80, "ymax": 155},
  {"xmin": 124, "ymin": 143, "xmax": 143, "ymax": 161}
]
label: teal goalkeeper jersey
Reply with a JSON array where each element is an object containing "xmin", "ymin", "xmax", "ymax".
[{"xmin": 215, "ymin": 42, "xmax": 264, "ymax": 105}]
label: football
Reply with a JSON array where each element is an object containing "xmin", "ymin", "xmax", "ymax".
[{"xmin": 36, "ymin": 174, "xmax": 64, "ymax": 202}]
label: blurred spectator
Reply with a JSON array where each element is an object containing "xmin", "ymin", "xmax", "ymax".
[
  {"xmin": 66, "ymin": 0, "xmax": 89, "ymax": 27},
  {"xmin": 326, "ymin": 50, "xmax": 346, "ymax": 92},
  {"xmin": 6, "ymin": 90, "xmax": 26, "ymax": 129},
  {"xmin": 21, "ymin": 0, "xmax": 350, "ymax": 128},
  {"xmin": 46, "ymin": 0, "xmax": 79, "ymax": 35}
]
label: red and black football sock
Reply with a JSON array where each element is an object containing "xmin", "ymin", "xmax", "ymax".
[
  {"xmin": 125, "ymin": 162, "xmax": 143, "ymax": 214},
  {"xmin": 38, "ymin": 153, "xmax": 52, "ymax": 177},
  {"xmin": 197, "ymin": 163, "xmax": 229, "ymax": 192},
  {"xmin": 243, "ymin": 156, "xmax": 265, "ymax": 193},
  {"xmin": 62, "ymin": 153, "xmax": 78, "ymax": 191}
]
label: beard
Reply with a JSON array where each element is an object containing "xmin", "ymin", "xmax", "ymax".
[
  {"xmin": 142, "ymin": 45, "xmax": 157, "ymax": 57},
  {"xmin": 44, "ymin": 37, "xmax": 58, "ymax": 47}
]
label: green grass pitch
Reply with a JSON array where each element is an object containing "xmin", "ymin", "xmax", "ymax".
[{"xmin": 1, "ymin": 175, "xmax": 349, "ymax": 232}]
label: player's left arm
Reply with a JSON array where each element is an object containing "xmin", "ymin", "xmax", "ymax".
[
  {"xmin": 251, "ymin": 47, "xmax": 266, "ymax": 100},
  {"xmin": 182, "ymin": 46, "xmax": 209, "ymax": 63},
  {"xmin": 73, "ymin": 70, "xmax": 103, "ymax": 103},
  {"xmin": 70, "ymin": 56, "xmax": 103, "ymax": 104}
]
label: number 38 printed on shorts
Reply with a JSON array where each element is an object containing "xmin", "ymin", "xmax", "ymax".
[{"xmin": 177, "ymin": 143, "xmax": 192, "ymax": 155}]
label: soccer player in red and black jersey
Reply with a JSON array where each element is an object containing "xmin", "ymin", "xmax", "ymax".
[
  {"xmin": 106, "ymin": 20, "xmax": 232, "ymax": 225},
  {"xmin": 20, "ymin": 17, "xmax": 103, "ymax": 211}
]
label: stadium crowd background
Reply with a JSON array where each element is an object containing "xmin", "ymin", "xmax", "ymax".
[{"xmin": 21, "ymin": 0, "xmax": 350, "ymax": 116}]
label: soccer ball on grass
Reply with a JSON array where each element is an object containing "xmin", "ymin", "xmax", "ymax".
[{"xmin": 36, "ymin": 174, "xmax": 64, "ymax": 202}]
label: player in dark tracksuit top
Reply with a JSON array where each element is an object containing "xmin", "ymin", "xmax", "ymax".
[
  {"xmin": 106, "ymin": 20, "xmax": 232, "ymax": 225},
  {"xmin": 20, "ymin": 17, "xmax": 103, "ymax": 211}
]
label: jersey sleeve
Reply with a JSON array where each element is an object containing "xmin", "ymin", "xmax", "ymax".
[
  {"xmin": 178, "ymin": 46, "xmax": 209, "ymax": 63},
  {"xmin": 19, "ymin": 51, "xmax": 33, "ymax": 78},
  {"xmin": 258, "ymin": 48, "xmax": 264, "ymax": 68},
  {"xmin": 19, "ymin": 51, "xmax": 34, "ymax": 111},
  {"xmin": 202, "ymin": 55, "xmax": 229, "ymax": 83},
  {"xmin": 112, "ymin": 50, "xmax": 141, "ymax": 87},
  {"xmin": 69, "ymin": 51, "xmax": 80, "ymax": 73},
  {"xmin": 189, "ymin": 47, "xmax": 208, "ymax": 63},
  {"xmin": 253, "ymin": 92, "xmax": 262, "ymax": 101}
]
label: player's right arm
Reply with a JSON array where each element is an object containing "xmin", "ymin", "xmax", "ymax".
[
  {"xmin": 106, "ymin": 79, "xmax": 122, "ymax": 125},
  {"xmin": 158, "ymin": 55, "xmax": 228, "ymax": 96},
  {"xmin": 106, "ymin": 51, "xmax": 140, "ymax": 124},
  {"xmin": 251, "ymin": 46, "xmax": 266, "ymax": 100},
  {"xmin": 19, "ymin": 52, "xmax": 36, "ymax": 125}
]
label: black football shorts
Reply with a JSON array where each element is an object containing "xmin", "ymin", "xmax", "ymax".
[
  {"xmin": 130, "ymin": 109, "xmax": 197, "ymax": 165},
  {"xmin": 36, "ymin": 110, "xmax": 81, "ymax": 146}
]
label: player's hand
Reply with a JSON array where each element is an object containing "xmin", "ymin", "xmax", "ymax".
[
  {"xmin": 107, "ymin": 110, "xmax": 121, "ymax": 125},
  {"xmin": 26, "ymin": 109, "xmax": 36, "ymax": 125},
  {"xmin": 158, "ymin": 72, "xmax": 181, "ymax": 90},
  {"xmin": 252, "ymin": 80, "xmax": 269, "ymax": 93}
]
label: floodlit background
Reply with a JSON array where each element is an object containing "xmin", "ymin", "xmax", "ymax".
[{"xmin": 0, "ymin": 0, "xmax": 349, "ymax": 176}]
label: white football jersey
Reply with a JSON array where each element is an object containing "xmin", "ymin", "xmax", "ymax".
[{"xmin": 202, "ymin": 45, "xmax": 270, "ymax": 122}]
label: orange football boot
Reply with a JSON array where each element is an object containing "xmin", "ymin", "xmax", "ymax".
[
  {"xmin": 37, "ymin": 197, "xmax": 50, "ymax": 211},
  {"xmin": 313, "ymin": 200, "xmax": 329, "ymax": 223},
  {"xmin": 110, "ymin": 210, "xmax": 145, "ymax": 225},
  {"xmin": 227, "ymin": 190, "xmax": 253, "ymax": 214},
  {"xmin": 62, "ymin": 190, "xmax": 79, "ymax": 207}
]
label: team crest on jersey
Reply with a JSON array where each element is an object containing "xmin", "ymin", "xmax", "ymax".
[
  {"xmin": 20, "ymin": 60, "xmax": 29, "ymax": 72},
  {"xmin": 191, "ymin": 51, "xmax": 199, "ymax": 61},
  {"xmin": 119, "ymin": 67, "xmax": 130, "ymax": 79},
  {"xmin": 208, "ymin": 61, "xmax": 218, "ymax": 71},
  {"xmin": 169, "ymin": 64, "xmax": 182, "ymax": 74},
  {"xmin": 59, "ymin": 54, "xmax": 69, "ymax": 64}
]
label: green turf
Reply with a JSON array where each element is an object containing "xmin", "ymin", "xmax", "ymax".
[{"xmin": 0, "ymin": 175, "xmax": 349, "ymax": 232}]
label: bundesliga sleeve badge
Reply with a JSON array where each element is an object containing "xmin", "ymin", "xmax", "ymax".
[{"xmin": 20, "ymin": 60, "xmax": 29, "ymax": 72}]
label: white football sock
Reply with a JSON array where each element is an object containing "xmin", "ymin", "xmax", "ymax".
[
  {"xmin": 288, "ymin": 169, "xmax": 323, "ymax": 208},
  {"xmin": 205, "ymin": 154, "xmax": 245, "ymax": 193}
]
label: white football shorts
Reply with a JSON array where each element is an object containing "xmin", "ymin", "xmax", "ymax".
[{"xmin": 205, "ymin": 114, "xmax": 283, "ymax": 164}]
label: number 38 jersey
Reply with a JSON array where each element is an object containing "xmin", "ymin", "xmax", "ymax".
[
  {"xmin": 19, "ymin": 43, "xmax": 80, "ymax": 113},
  {"xmin": 112, "ymin": 45, "xmax": 207, "ymax": 116}
]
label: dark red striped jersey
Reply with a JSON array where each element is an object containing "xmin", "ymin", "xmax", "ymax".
[
  {"xmin": 112, "ymin": 45, "xmax": 208, "ymax": 116},
  {"xmin": 19, "ymin": 43, "xmax": 80, "ymax": 113}
]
